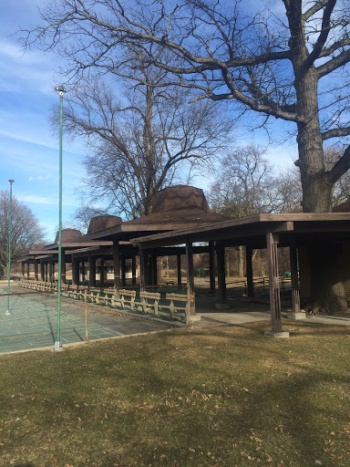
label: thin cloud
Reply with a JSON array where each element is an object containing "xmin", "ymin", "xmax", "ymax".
[
  {"xmin": 28, "ymin": 174, "xmax": 53, "ymax": 182},
  {"xmin": 0, "ymin": 128, "xmax": 56, "ymax": 150},
  {"xmin": 19, "ymin": 195, "xmax": 53, "ymax": 205},
  {"xmin": 0, "ymin": 39, "xmax": 57, "ymax": 96}
]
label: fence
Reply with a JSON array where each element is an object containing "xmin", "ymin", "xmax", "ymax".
[
  {"xmin": 0, "ymin": 282, "xmax": 181, "ymax": 354},
  {"xmin": 225, "ymin": 275, "xmax": 293, "ymax": 297},
  {"xmin": 20, "ymin": 280, "xmax": 191, "ymax": 322},
  {"xmin": 1, "ymin": 277, "xmax": 293, "ymax": 354}
]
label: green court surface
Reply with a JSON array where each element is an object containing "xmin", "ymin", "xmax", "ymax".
[{"xmin": 0, "ymin": 286, "xmax": 174, "ymax": 354}]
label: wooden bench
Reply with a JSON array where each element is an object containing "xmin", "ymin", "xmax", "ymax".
[
  {"xmin": 21, "ymin": 280, "xmax": 35, "ymax": 290},
  {"xmin": 20, "ymin": 280, "xmax": 56, "ymax": 293},
  {"xmin": 110, "ymin": 289, "xmax": 137, "ymax": 311},
  {"xmin": 161, "ymin": 293, "xmax": 195, "ymax": 322},
  {"xmin": 87, "ymin": 289, "xmax": 103, "ymax": 304},
  {"xmin": 97, "ymin": 290, "xmax": 114, "ymax": 306},
  {"xmin": 62, "ymin": 287, "xmax": 85, "ymax": 301},
  {"xmin": 139, "ymin": 291, "xmax": 161, "ymax": 315},
  {"xmin": 138, "ymin": 291, "xmax": 194, "ymax": 321}
]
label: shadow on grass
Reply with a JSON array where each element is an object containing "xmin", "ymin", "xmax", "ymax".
[
  {"xmin": 125, "ymin": 325, "xmax": 350, "ymax": 465},
  {"xmin": 1, "ymin": 321, "xmax": 350, "ymax": 465}
]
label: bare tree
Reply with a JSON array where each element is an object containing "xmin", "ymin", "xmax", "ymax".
[
  {"xmin": 325, "ymin": 145, "xmax": 350, "ymax": 206},
  {"xmin": 70, "ymin": 205, "xmax": 107, "ymax": 234},
  {"xmin": 0, "ymin": 191, "xmax": 45, "ymax": 279},
  {"xmin": 208, "ymin": 145, "xmax": 281, "ymax": 278},
  {"xmin": 62, "ymin": 67, "xmax": 231, "ymax": 219},
  {"xmin": 274, "ymin": 169, "xmax": 303, "ymax": 213},
  {"xmin": 208, "ymin": 145, "xmax": 283, "ymax": 217},
  {"xmin": 22, "ymin": 0, "xmax": 350, "ymax": 213}
]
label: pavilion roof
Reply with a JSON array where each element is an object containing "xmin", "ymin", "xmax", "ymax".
[
  {"xmin": 130, "ymin": 212, "xmax": 350, "ymax": 249},
  {"xmin": 87, "ymin": 185, "xmax": 230, "ymax": 241}
]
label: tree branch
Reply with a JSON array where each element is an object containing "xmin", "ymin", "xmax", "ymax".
[
  {"xmin": 303, "ymin": 0, "xmax": 329, "ymax": 21},
  {"xmin": 318, "ymin": 48, "xmax": 350, "ymax": 78},
  {"xmin": 304, "ymin": 0, "xmax": 336, "ymax": 68},
  {"xmin": 322, "ymin": 127, "xmax": 350, "ymax": 141},
  {"xmin": 327, "ymin": 145, "xmax": 350, "ymax": 185}
]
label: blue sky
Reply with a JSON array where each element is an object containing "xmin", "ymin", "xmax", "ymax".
[
  {"xmin": 0, "ymin": 0, "xmax": 85, "ymax": 242},
  {"xmin": 0, "ymin": 1, "xmax": 296, "ymax": 243}
]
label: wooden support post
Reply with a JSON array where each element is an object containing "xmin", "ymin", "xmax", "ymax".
[
  {"xmin": 40, "ymin": 261, "xmax": 45, "ymax": 282},
  {"xmin": 151, "ymin": 251, "xmax": 158, "ymax": 286},
  {"xmin": 177, "ymin": 253, "xmax": 182, "ymax": 286},
  {"xmin": 48, "ymin": 262, "xmax": 53, "ymax": 283},
  {"xmin": 26, "ymin": 262, "xmax": 30, "ymax": 280},
  {"xmin": 139, "ymin": 249, "xmax": 146, "ymax": 293},
  {"xmin": 61, "ymin": 248, "xmax": 66, "ymax": 284},
  {"xmin": 132, "ymin": 255, "xmax": 137, "ymax": 285},
  {"xmin": 216, "ymin": 242, "xmax": 227, "ymax": 305},
  {"xmin": 113, "ymin": 240, "xmax": 120, "ymax": 296},
  {"xmin": 89, "ymin": 255, "xmax": 96, "ymax": 287},
  {"xmin": 246, "ymin": 246, "xmax": 254, "ymax": 297},
  {"xmin": 72, "ymin": 257, "xmax": 79, "ymax": 285},
  {"xmin": 209, "ymin": 241, "xmax": 216, "ymax": 294},
  {"xmin": 290, "ymin": 246, "xmax": 301, "ymax": 314},
  {"xmin": 100, "ymin": 259, "xmax": 105, "ymax": 287},
  {"xmin": 81, "ymin": 260, "xmax": 86, "ymax": 283},
  {"xmin": 143, "ymin": 250, "xmax": 152, "ymax": 287},
  {"xmin": 121, "ymin": 258, "xmax": 126, "ymax": 287},
  {"xmin": 185, "ymin": 240, "xmax": 195, "ymax": 315},
  {"xmin": 266, "ymin": 232, "xmax": 282, "ymax": 333},
  {"xmin": 34, "ymin": 260, "xmax": 39, "ymax": 281}
]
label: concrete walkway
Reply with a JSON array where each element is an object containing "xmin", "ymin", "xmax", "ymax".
[
  {"xmin": 193, "ymin": 295, "xmax": 270, "ymax": 328},
  {"xmin": 193, "ymin": 294, "xmax": 350, "ymax": 328},
  {"xmin": 194, "ymin": 311, "xmax": 270, "ymax": 328},
  {"xmin": 194, "ymin": 310, "xmax": 350, "ymax": 328}
]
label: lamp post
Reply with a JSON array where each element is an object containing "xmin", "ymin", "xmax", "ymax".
[
  {"xmin": 54, "ymin": 85, "xmax": 66, "ymax": 350},
  {"xmin": 6, "ymin": 179, "xmax": 14, "ymax": 316}
]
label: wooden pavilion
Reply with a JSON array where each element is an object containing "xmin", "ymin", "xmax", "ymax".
[
  {"xmin": 20, "ymin": 226, "xmax": 113, "ymax": 284},
  {"xmin": 19, "ymin": 186, "xmax": 350, "ymax": 333},
  {"xmin": 131, "ymin": 212, "xmax": 350, "ymax": 332},
  {"xmin": 83, "ymin": 186, "xmax": 230, "ymax": 287},
  {"xmin": 20, "ymin": 186, "xmax": 229, "ymax": 288}
]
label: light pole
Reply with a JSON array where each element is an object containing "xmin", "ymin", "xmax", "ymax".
[
  {"xmin": 6, "ymin": 179, "xmax": 14, "ymax": 316},
  {"xmin": 54, "ymin": 85, "xmax": 66, "ymax": 350}
]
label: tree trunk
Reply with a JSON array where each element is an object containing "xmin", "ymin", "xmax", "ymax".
[
  {"xmin": 295, "ymin": 67, "xmax": 332, "ymax": 212},
  {"xmin": 238, "ymin": 246, "xmax": 244, "ymax": 277},
  {"xmin": 290, "ymin": 30, "xmax": 347, "ymax": 312},
  {"xmin": 307, "ymin": 245, "xmax": 349, "ymax": 315}
]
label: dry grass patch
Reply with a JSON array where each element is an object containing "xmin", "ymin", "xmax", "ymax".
[{"xmin": 0, "ymin": 321, "xmax": 349, "ymax": 466}]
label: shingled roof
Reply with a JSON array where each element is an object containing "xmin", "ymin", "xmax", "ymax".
[
  {"xmin": 54, "ymin": 228, "xmax": 82, "ymax": 243},
  {"xmin": 87, "ymin": 215, "xmax": 123, "ymax": 234},
  {"xmin": 85, "ymin": 185, "xmax": 231, "ymax": 241},
  {"xmin": 151, "ymin": 185, "xmax": 210, "ymax": 213},
  {"xmin": 127, "ymin": 185, "xmax": 228, "ymax": 226}
]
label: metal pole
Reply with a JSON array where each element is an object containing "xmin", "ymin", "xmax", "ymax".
[
  {"xmin": 6, "ymin": 179, "xmax": 14, "ymax": 316},
  {"xmin": 54, "ymin": 85, "xmax": 66, "ymax": 351}
]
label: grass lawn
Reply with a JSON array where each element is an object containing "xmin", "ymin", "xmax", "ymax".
[{"xmin": 0, "ymin": 321, "xmax": 349, "ymax": 467}]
